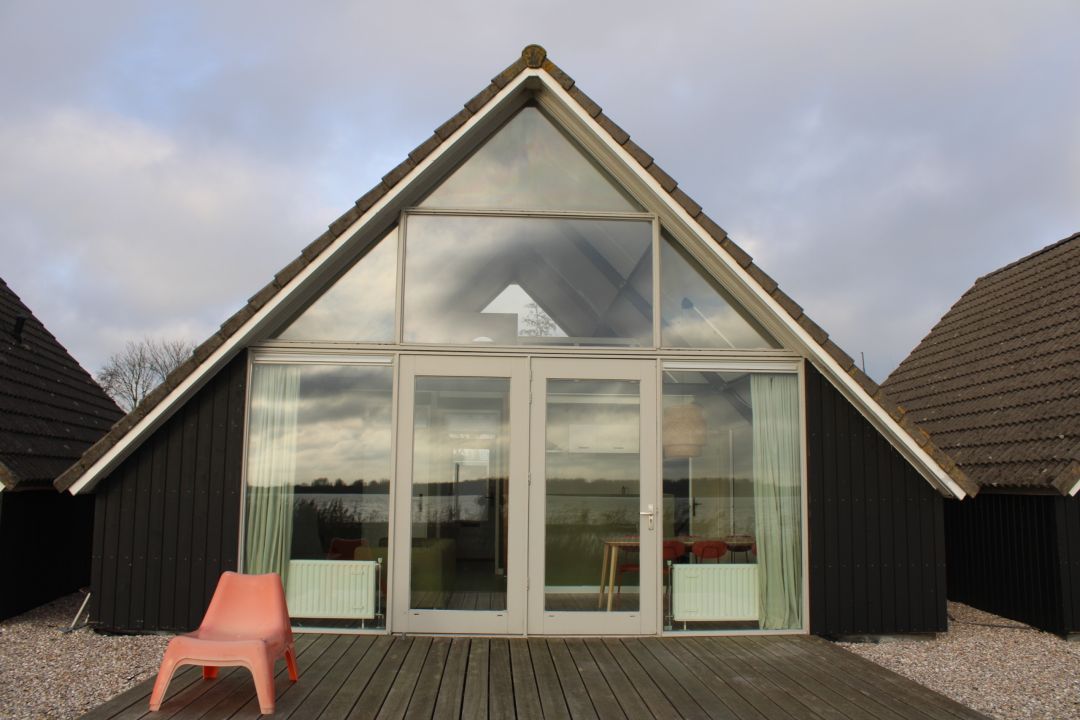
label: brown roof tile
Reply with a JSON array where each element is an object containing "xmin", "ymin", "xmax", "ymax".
[{"xmin": 884, "ymin": 232, "xmax": 1080, "ymax": 493}]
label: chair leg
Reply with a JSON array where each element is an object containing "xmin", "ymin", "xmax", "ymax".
[
  {"xmin": 250, "ymin": 654, "xmax": 276, "ymax": 715},
  {"xmin": 285, "ymin": 647, "xmax": 299, "ymax": 682},
  {"xmin": 203, "ymin": 666, "xmax": 219, "ymax": 680},
  {"xmin": 148, "ymin": 658, "xmax": 179, "ymax": 712}
]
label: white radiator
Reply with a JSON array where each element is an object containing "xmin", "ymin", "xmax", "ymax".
[
  {"xmin": 672, "ymin": 564, "xmax": 759, "ymax": 621},
  {"xmin": 286, "ymin": 560, "xmax": 377, "ymax": 620}
]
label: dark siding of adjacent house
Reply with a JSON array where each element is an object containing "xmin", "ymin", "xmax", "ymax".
[
  {"xmin": 0, "ymin": 490, "xmax": 95, "ymax": 619},
  {"xmin": 944, "ymin": 493, "xmax": 1079, "ymax": 634},
  {"xmin": 89, "ymin": 352, "xmax": 247, "ymax": 633},
  {"xmin": 806, "ymin": 362, "xmax": 948, "ymax": 636}
]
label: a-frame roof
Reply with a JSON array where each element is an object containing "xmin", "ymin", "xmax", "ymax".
[
  {"xmin": 885, "ymin": 232, "xmax": 1080, "ymax": 496},
  {"xmin": 0, "ymin": 277, "xmax": 123, "ymax": 490},
  {"xmin": 55, "ymin": 45, "xmax": 977, "ymax": 499}
]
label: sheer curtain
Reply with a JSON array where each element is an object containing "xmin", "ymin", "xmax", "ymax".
[
  {"xmin": 245, "ymin": 364, "xmax": 301, "ymax": 585},
  {"xmin": 752, "ymin": 373, "xmax": 802, "ymax": 629}
]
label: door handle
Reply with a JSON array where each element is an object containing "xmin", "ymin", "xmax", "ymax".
[{"xmin": 639, "ymin": 504, "xmax": 655, "ymax": 531}]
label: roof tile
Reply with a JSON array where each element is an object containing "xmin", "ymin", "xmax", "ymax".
[
  {"xmin": 568, "ymin": 86, "xmax": 601, "ymax": 118},
  {"xmin": 670, "ymin": 188, "xmax": 702, "ymax": 218}
]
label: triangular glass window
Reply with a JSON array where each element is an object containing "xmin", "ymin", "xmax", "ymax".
[
  {"xmin": 660, "ymin": 235, "xmax": 780, "ymax": 349},
  {"xmin": 481, "ymin": 283, "xmax": 568, "ymax": 340},
  {"xmin": 275, "ymin": 228, "xmax": 397, "ymax": 342},
  {"xmin": 420, "ymin": 106, "xmax": 640, "ymax": 212}
]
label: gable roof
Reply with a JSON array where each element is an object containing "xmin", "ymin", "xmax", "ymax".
[
  {"xmin": 884, "ymin": 232, "xmax": 1080, "ymax": 496},
  {"xmin": 54, "ymin": 45, "xmax": 977, "ymax": 499},
  {"xmin": 0, "ymin": 277, "xmax": 123, "ymax": 490}
]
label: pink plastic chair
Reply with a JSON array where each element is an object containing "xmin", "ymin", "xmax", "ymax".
[{"xmin": 149, "ymin": 572, "xmax": 298, "ymax": 714}]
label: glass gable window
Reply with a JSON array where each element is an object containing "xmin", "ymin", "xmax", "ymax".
[
  {"xmin": 420, "ymin": 106, "xmax": 640, "ymax": 212},
  {"xmin": 661, "ymin": 235, "xmax": 779, "ymax": 349},
  {"xmin": 403, "ymin": 214, "xmax": 653, "ymax": 346},
  {"xmin": 244, "ymin": 362, "xmax": 393, "ymax": 629},
  {"xmin": 661, "ymin": 369, "xmax": 802, "ymax": 631},
  {"xmin": 275, "ymin": 228, "xmax": 398, "ymax": 343}
]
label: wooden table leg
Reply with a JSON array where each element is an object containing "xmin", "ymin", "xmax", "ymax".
[
  {"xmin": 598, "ymin": 543, "xmax": 610, "ymax": 608},
  {"xmin": 607, "ymin": 545, "xmax": 619, "ymax": 611}
]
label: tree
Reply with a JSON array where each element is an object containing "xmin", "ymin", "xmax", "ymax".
[{"xmin": 97, "ymin": 337, "xmax": 196, "ymax": 412}]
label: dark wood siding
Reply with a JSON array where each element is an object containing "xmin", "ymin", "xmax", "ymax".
[
  {"xmin": 805, "ymin": 363, "xmax": 947, "ymax": 636},
  {"xmin": 1058, "ymin": 496, "xmax": 1080, "ymax": 634},
  {"xmin": 945, "ymin": 493, "xmax": 1068, "ymax": 634},
  {"xmin": 89, "ymin": 352, "xmax": 247, "ymax": 633},
  {"xmin": 0, "ymin": 489, "xmax": 95, "ymax": 619}
]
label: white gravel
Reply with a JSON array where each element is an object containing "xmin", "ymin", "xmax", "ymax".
[
  {"xmin": 0, "ymin": 593, "xmax": 170, "ymax": 720},
  {"xmin": 839, "ymin": 601, "xmax": 1080, "ymax": 720}
]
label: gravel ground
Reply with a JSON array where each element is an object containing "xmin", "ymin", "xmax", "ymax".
[
  {"xmin": 839, "ymin": 601, "xmax": 1080, "ymax": 720},
  {"xmin": 0, "ymin": 593, "xmax": 170, "ymax": 720}
]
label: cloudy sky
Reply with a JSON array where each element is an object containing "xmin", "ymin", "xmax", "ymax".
[{"xmin": 1, "ymin": 1, "xmax": 1077, "ymax": 381}]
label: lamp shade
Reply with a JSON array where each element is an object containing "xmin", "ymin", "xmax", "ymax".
[{"xmin": 663, "ymin": 402, "xmax": 707, "ymax": 458}]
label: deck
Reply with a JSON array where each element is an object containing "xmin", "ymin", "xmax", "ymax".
[{"xmin": 81, "ymin": 634, "xmax": 986, "ymax": 719}]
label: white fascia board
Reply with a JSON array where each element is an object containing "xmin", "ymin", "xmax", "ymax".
[
  {"xmin": 532, "ymin": 72, "xmax": 966, "ymax": 500},
  {"xmin": 1069, "ymin": 476, "xmax": 1080, "ymax": 497},
  {"xmin": 66, "ymin": 71, "xmax": 538, "ymax": 495}
]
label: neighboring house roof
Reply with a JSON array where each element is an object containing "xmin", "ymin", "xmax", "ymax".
[
  {"xmin": 0, "ymin": 277, "xmax": 123, "ymax": 490},
  {"xmin": 54, "ymin": 45, "xmax": 977, "ymax": 499},
  {"xmin": 884, "ymin": 232, "xmax": 1080, "ymax": 496}
]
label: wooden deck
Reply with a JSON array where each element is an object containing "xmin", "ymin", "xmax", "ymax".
[{"xmin": 82, "ymin": 634, "xmax": 986, "ymax": 720}]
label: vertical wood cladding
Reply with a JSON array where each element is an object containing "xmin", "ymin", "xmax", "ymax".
[
  {"xmin": 0, "ymin": 490, "xmax": 95, "ymax": 619},
  {"xmin": 90, "ymin": 352, "xmax": 247, "ymax": 633},
  {"xmin": 806, "ymin": 363, "xmax": 947, "ymax": 636},
  {"xmin": 948, "ymin": 493, "xmax": 1080, "ymax": 635}
]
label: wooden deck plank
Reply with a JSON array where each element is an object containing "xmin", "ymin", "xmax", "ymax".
[
  {"xmin": 694, "ymin": 636, "xmax": 820, "ymax": 720},
  {"xmin": 564, "ymin": 640, "xmax": 627, "ymax": 720},
  {"xmin": 80, "ymin": 666, "xmax": 205, "ymax": 720},
  {"xmin": 280, "ymin": 636, "xmax": 376, "ymax": 720},
  {"xmin": 593, "ymin": 638, "xmax": 682, "ymax": 720},
  {"xmin": 432, "ymin": 638, "xmax": 470, "ymax": 720},
  {"xmin": 488, "ymin": 640, "xmax": 514, "ymax": 719},
  {"xmin": 620, "ymin": 638, "xmax": 712, "ymax": 720},
  {"xmin": 347, "ymin": 637, "xmax": 415, "ymax": 720},
  {"xmin": 374, "ymin": 637, "xmax": 433, "ymax": 720},
  {"xmin": 225, "ymin": 633, "xmax": 338, "ymax": 720},
  {"xmin": 546, "ymin": 639, "xmax": 599, "ymax": 720},
  {"xmin": 642, "ymin": 637, "xmax": 764, "ymax": 720},
  {"xmin": 404, "ymin": 637, "xmax": 452, "ymax": 720},
  {"xmin": 319, "ymin": 636, "xmax": 395, "ymax": 720},
  {"xmin": 509, "ymin": 638, "xmax": 543, "ymax": 720},
  {"xmin": 527, "ymin": 638, "xmax": 571, "ymax": 720},
  {"xmin": 681, "ymin": 637, "xmax": 797, "ymax": 720},
  {"xmin": 460, "ymin": 639, "xmax": 490, "ymax": 720},
  {"xmin": 259, "ymin": 635, "xmax": 358, "ymax": 718},
  {"xmin": 738, "ymin": 637, "xmax": 908, "ymax": 720}
]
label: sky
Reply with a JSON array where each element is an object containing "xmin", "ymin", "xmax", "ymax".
[{"xmin": 1, "ymin": 1, "xmax": 1077, "ymax": 381}]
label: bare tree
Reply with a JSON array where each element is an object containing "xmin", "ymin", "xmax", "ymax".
[{"xmin": 97, "ymin": 337, "xmax": 196, "ymax": 412}]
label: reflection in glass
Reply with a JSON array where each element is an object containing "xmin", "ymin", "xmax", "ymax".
[
  {"xmin": 421, "ymin": 106, "xmax": 640, "ymax": 212},
  {"xmin": 662, "ymin": 370, "xmax": 801, "ymax": 631},
  {"xmin": 410, "ymin": 377, "xmax": 510, "ymax": 611},
  {"xmin": 404, "ymin": 215, "xmax": 653, "ymax": 346},
  {"xmin": 244, "ymin": 363, "xmax": 393, "ymax": 630},
  {"xmin": 275, "ymin": 228, "xmax": 398, "ymax": 342},
  {"xmin": 660, "ymin": 235, "xmax": 779, "ymax": 349},
  {"xmin": 544, "ymin": 379, "xmax": 640, "ymax": 612}
]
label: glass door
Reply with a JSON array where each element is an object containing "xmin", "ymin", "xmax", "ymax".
[
  {"xmin": 527, "ymin": 358, "xmax": 658, "ymax": 635},
  {"xmin": 393, "ymin": 356, "xmax": 528, "ymax": 634}
]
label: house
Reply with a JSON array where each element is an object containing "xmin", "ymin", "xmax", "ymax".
[
  {"xmin": 884, "ymin": 233, "xmax": 1080, "ymax": 637},
  {"xmin": 0, "ymin": 277, "xmax": 123, "ymax": 619},
  {"xmin": 57, "ymin": 45, "xmax": 978, "ymax": 639}
]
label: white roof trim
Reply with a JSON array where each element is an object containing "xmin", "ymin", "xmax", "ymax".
[
  {"xmin": 66, "ymin": 66, "xmax": 966, "ymax": 499},
  {"xmin": 1068, "ymin": 476, "xmax": 1080, "ymax": 497}
]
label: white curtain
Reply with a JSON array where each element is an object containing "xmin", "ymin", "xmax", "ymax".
[
  {"xmin": 244, "ymin": 364, "xmax": 301, "ymax": 586},
  {"xmin": 752, "ymin": 373, "xmax": 803, "ymax": 630}
]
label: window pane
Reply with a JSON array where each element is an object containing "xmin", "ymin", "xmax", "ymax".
[
  {"xmin": 404, "ymin": 215, "xmax": 653, "ymax": 346},
  {"xmin": 660, "ymin": 235, "xmax": 779, "ymax": 349},
  {"xmin": 662, "ymin": 370, "xmax": 802, "ymax": 631},
  {"xmin": 420, "ymin": 106, "xmax": 640, "ymax": 212},
  {"xmin": 244, "ymin": 363, "xmax": 393, "ymax": 630},
  {"xmin": 275, "ymin": 228, "xmax": 397, "ymax": 342},
  {"xmin": 410, "ymin": 377, "xmax": 510, "ymax": 611},
  {"xmin": 544, "ymin": 379, "xmax": 641, "ymax": 612}
]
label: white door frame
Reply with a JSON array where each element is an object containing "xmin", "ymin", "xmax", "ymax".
[
  {"xmin": 392, "ymin": 355, "xmax": 529, "ymax": 634},
  {"xmin": 527, "ymin": 357, "xmax": 659, "ymax": 635}
]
